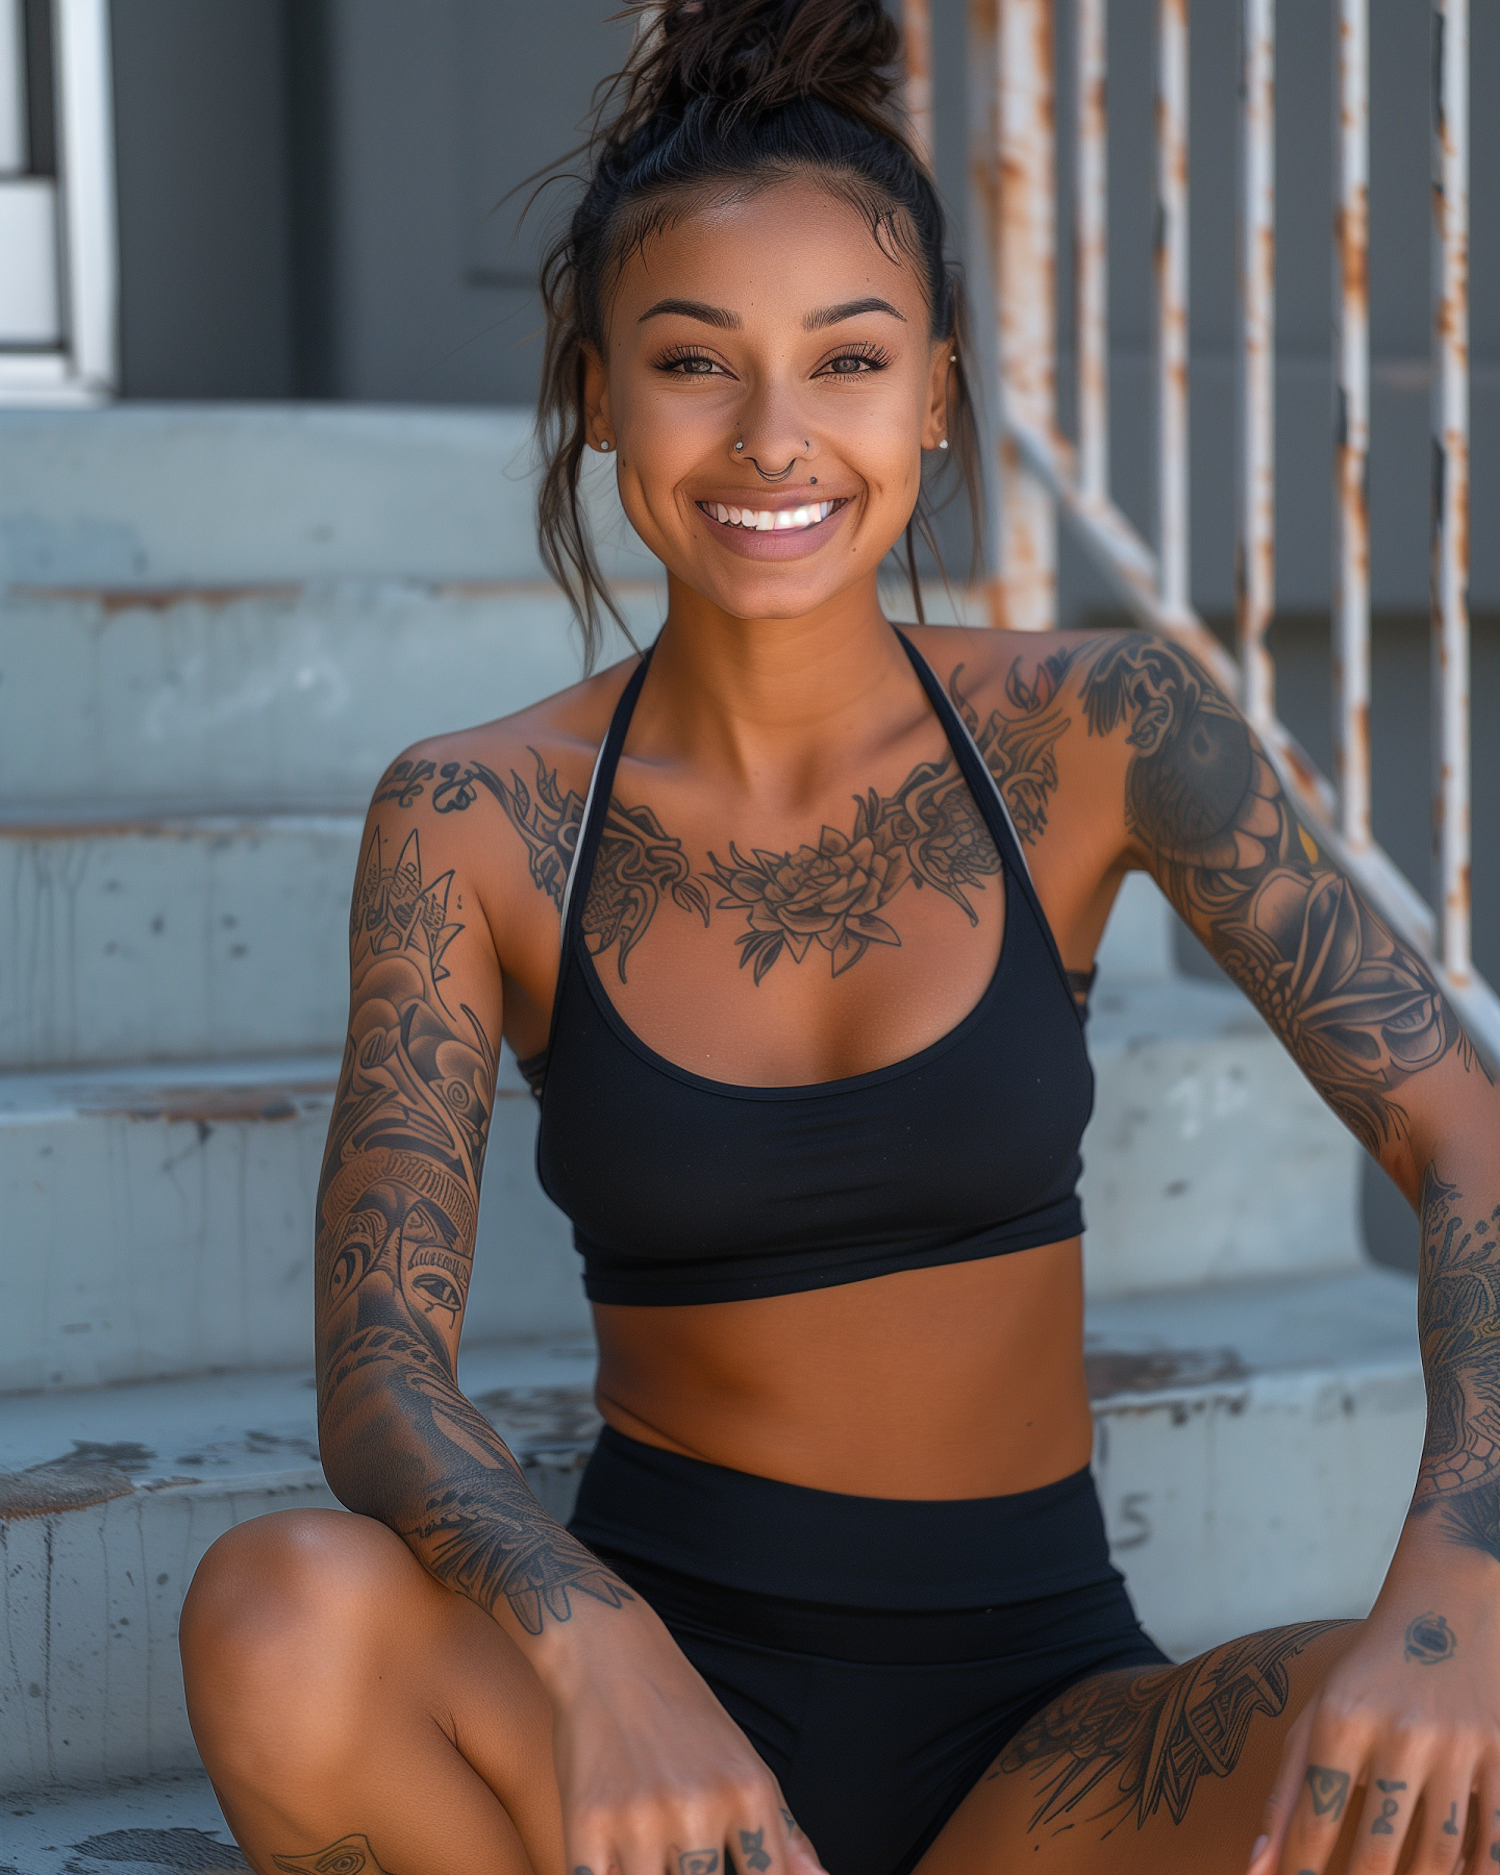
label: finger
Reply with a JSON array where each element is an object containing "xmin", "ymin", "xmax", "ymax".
[
  {"xmin": 1467, "ymin": 1771, "xmax": 1500, "ymax": 1874},
  {"xmin": 775, "ymin": 1804, "xmax": 828, "ymax": 1875},
  {"xmin": 1344, "ymin": 1758, "xmax": 1429, "ymax": 1874},
  {"xmin": 1399, "ymin": 1773, "xmax": 1479, "ymax": 1875},
  {"xmin": 1247, "ymin": 1697, "xmax": 1316, "ymax": 1872},
  {"xmin": 1271, "ymin": 1716, "xmax": 1368, "ymax": 1875},
  {"xmin": 728, "ymin": 1801, "xmax": 826, "ymax": 1875}
]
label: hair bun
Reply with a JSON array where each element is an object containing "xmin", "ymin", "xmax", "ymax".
[{"xmin": 617, "ymin": 0, "xmax": 905, "ymax": 144}]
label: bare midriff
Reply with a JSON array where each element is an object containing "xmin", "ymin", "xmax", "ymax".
[{"xmin": 592, "ymin": 1236, "xmax": 1094, "ymax": 1501}]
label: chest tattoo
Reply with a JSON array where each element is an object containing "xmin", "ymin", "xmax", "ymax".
[{"xmin": 419, "ymin": 654, "xmax": 1076, "ymax": 983}]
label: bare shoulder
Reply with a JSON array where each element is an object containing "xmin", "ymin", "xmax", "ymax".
[
  {"xmin": 348, "ymin": 654, "xmax": 645, "ymax": 990},
  {"xmin": 371, "ymin": 654, "xmax": 643, "ymax": 825},
  {"xmin": 898, "ymin": 621, "xmax": 1106, "ymax": 685}
]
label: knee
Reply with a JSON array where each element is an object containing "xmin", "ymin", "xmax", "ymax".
[{"xmin": 181, "ymin": 1509, "xmax": 418, "ymax": 1772}]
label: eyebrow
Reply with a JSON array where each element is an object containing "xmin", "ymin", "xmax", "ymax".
[
  {"xmin": 637, "ymin": 298, "xmax": 741, "ymax": 328},
  {"xmin": 635, "ymin": 295, "xmax": 910, "ymax": 331},
  {"xmin": 804, "ymin": 297, "xmax": 908, "ymax": 329}
]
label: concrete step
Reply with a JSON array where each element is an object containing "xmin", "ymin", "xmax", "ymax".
[
  {"xmin": 0, "ymin": 1768, "xmax": 242, "ymax": 1875},
  {"xmin": 0, "ymin": 1054, "xmax": 584, "ymax": 1395},
  {"xmin": 0, "ymin": 577, "xmax": 979, "ymax": 818},
  {"xmin": 0, "ymin": 580, "xmax": 660, "ymax": 816},
  {"xmin": 1079, "ymin": 973, "xmax": 1363, "ymax": 1297},
  {"xmin": 0, "ymin": 406, "xmax": 655, "ymax": 590},
  {"xmin": 0, "ymin": 1341, "xmax": 601, "ymax": 1798},
  {"xmin": 0, "ymin": 1267, "xmax": 1421, "ymax": 1797},
  {"xmin": 0, "ymin": 812, "xmax": 361, "ymax": 1070}
]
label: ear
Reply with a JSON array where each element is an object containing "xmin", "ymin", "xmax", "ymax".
[
  {"xmin": 920, "ymin": 337, "xmax": 953, "ymax": 452},
  {"xmin": 582, "ymin": 344, "xmax": 614, "ymax": 452}
]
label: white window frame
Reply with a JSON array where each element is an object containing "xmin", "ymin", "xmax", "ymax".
[{"xmin": 0, "ymin": 0, "xmax": 116, "ymax": 404}]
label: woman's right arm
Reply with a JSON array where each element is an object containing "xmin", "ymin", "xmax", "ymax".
[
  {"xmin": 315, "ymin": 764, "xmax": 821, "ymax": 1875},
  {"xmin": 313, "ymin": 779, "xmax": 628, "ymax": 1641}
]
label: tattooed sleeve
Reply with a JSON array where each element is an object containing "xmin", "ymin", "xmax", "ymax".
[
  {"xmin": 315, "ymin": 813, "xmax": 632, "ymax": 1636},
  {"xmin": 1078, "ymin": 631, "xmax": 1500, "ymax": 1566}
]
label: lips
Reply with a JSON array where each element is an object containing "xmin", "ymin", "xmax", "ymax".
[{"xmin": 696, "ymin": 499, "xmax": 846, "ymax": 534}]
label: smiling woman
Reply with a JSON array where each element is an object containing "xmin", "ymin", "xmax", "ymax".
[{"xmin": 178, "ymin": 6, "xmax": 1500, "ymax": 1875}]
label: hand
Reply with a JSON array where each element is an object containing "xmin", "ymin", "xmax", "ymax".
[
  {"xmin": 1248, "ymin": 1596, "xmax": 1500, "ymax": 1874},
  {"xmin": 544, "ymin": 1599, "xmax": 827, "ymax": 1875}
]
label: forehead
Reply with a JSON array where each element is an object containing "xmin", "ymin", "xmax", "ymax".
[{"xmin": 607, "ymin": 176, "xmax": 926, "ymax": 333}]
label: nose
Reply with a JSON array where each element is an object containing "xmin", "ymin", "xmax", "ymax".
[{"xmin": 731, "ymin": 383, "xmax": 818, "ymax": 480}]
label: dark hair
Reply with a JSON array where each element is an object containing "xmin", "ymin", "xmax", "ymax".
[{"xmin": 535, "ymin": 0, "xmax": 983, "ymax": 669}]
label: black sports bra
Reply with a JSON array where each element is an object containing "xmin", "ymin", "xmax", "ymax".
[{"xmin": 527, "ymin": 631, "xmax": 1094, "ymax": 1306}]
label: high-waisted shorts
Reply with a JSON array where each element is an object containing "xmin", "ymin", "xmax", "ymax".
[{"xmin": 569, "ymin": 1427, "xmax": 1168, "ymax": 1875}]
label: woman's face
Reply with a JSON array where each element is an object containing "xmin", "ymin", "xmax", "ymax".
[{"xmin": 585, "ymin": 176, "xmax": 952, "ymax": 624}]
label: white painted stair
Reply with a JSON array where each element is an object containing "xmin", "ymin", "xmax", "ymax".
[{"xmin": 0, "ymin": 408, "xmax": 1423, "ymax": 1863}]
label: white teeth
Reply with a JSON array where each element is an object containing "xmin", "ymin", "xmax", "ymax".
[{"xmin": 703, "ymin": 500, "xmax": 838, "ymax": 531}]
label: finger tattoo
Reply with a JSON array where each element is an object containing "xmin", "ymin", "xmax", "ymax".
[
  {"xmin": 1371, "ymin": 1779, "xmax": 1407, "ymax": 1835},
  {"xmin": 1305, "ymin": 1766, "xmax": 1352, "ymax": 1820},
  {"xmin": 680, "ymin": 1855, "xmax": 720, "ymax": 1875},
  {"xmin": 1444, "ymin": 1801, "xmax": 1461, "ymax": 1836},
  {"xmin": 738, "ymin": 1829, "xmax": 772, "ymax": 1872}
]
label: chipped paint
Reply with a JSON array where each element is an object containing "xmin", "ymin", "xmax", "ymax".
[
  {"xmin": 0, "ymin": 1463, "xmax": 135, "ymax": 1518},
  {"xmin": 902, "ymin": 0, "xmax": 935, "ymax": 170},
  {"xmin": 1074, "ymin": 0, "xmax": 1109, "ymax": 506},
  {"xmin": 992, "ymin": 0, "xmax": 1057, "ymax": 631},
  {"xmin": 1155, "ymin": 0, "xmax": 1190, "ymax": 621},
  {"xmin": 1237, "ymin": 0, "xmax": 1276, "ymax": 732},
  {"xmin": 1333, "ymin": 0, "xmax": 1372, "ymax": 854},
  {"xmin": 1086, "ymin": 1346, "xmax": 1249, "ymax": 1400},
  {"xmin": 1431, "ymin": 0, "xmax": 1471, "ymax": 984}
]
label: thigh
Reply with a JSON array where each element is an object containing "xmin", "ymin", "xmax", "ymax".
[{"xmin": 916, "ymin": 1620, "xmax": 1365, "ymax": 1875}]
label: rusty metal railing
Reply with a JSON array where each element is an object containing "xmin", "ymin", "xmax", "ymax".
[{"xmin": 936, "ymin": 0, "xmax": 1497, "ymax": 1064}]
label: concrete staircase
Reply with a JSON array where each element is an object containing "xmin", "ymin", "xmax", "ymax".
[{"xmin": 0, "ymin": 407, "xmax": 1424, "ymax": 1861}]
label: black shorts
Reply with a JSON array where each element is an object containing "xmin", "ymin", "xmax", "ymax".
[{"xmin": 570, "ymin": 1428, "xmax": 1168, "ymax": 1875}]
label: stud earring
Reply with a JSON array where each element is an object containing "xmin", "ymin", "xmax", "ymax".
[
  {"xmin": 599, "ymin": 438, "xmax": 613, "ymax": 451},
  {"xmin": 938, "ymin": 438, "xmax": 949, "ymax": 450}
]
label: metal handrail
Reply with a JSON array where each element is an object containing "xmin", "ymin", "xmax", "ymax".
[{"xmin": 937, "ymin": 0, "xmax": 1499, "ymax": 1068}]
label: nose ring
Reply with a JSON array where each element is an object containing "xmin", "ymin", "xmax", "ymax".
[{"xmin": 735, "ymin": 440, "xmax": 744, "ymax": 451}]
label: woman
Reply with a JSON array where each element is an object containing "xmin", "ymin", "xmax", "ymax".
[{"xmin": 180, "ymin": 5, "xmax": 1500, "ymax": 1873}]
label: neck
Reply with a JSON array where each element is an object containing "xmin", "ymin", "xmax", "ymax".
[{"xmin": 637, "ymin": 572, "xmax": 925, "ymax": 800}]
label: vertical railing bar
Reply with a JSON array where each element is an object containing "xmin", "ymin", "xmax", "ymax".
[
  {"xmin": 1155, "ymin": 0, "xmax": 1189, "ymax": 619},
  {"xmin": 1432, "ymin": 0, "xmax": 1471, "ymax": 981},
  {"xmin": 1075, "ymin": 0, "xmax": 1109, "ymax": 505},
  {"xmin": 1333, "ymin": 0, "xmax": 1371, "ymax": 852},
  {"xmin": 902, "ymin": 0, "xmax": 936, "ymax": 172},
  {"xmin": 994, "ymin": 0, "xmax": 1059, "ymax": 631},
  {"xmin": 1237, "ymin": 0, "xmax": 1276, "ymax": 733}
]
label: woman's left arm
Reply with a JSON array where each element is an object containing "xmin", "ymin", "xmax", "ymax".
[{"xmin": 1069, "ymin": 631, "xmax": 1500, "ymax": 1874}]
